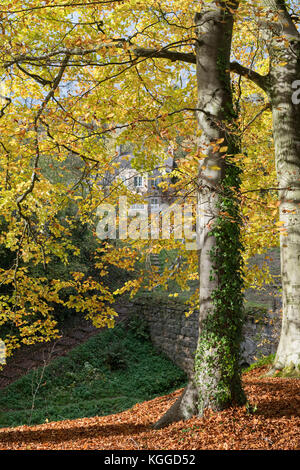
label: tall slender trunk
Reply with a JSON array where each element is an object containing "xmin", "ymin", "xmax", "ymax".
[
  {"xmin": 258, "ymin": 1, "xmax": 300, "ymax": 374},
  {"xmin": 153, "ymin": 1, "xmax": 246, "ymax": 429},
  {"xmin": 194, "ymin": 0, "xmax": 245, "ymax": 414},
  {"xmin": 272, "ymin": 102, "xmax": 300, "ymax": 373}
]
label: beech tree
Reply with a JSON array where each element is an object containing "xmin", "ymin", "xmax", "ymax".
[
  {"xmin": 229, "ymin": 0, "xmax": 300, "ymax": 375},
  {"xmin": 256, "ymin": 0, "xmax": 300, "ymax": 375},
  {"xmin": 152, "ymin": 1, "xmax": 247, "ymax": 428},
  {"xmin": 0, "ymin": 0, "xmax": 298, "ymax": 429}
]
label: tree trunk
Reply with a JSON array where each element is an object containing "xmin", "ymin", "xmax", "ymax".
[
  {"xmin": 153, "ymin": 1, "xmax": 246, "ymax": 429},
  {"xmin": 259, "ymin": 1, "xmax": 300, "ymax": 374}
]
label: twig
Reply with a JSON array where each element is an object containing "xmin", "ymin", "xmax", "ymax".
[{"xmin": 28, "ymin": 342, "xmax": 57, "ymax": 425}]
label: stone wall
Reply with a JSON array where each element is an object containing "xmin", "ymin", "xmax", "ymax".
[{"xmin": 116, "ymin": 299, "xmax": 281, "ymax": 375}]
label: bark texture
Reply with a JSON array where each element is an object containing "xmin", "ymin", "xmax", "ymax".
[
  {"xmin": 194, "ymin": 0, "xmax": 245, "ymax": 414},
  {"xmin": 153, "ymin": 0, "xmax": 246, "ymax": 429},
  {"xmin": 258, "ymin": 0, "xmax": 300, "ymax": 374}
]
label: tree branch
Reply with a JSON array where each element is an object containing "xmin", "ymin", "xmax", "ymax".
[
  {"xmin": 0, "ymin": 95, "xmax": 11, "ymax": 118},
  {"xmin": 132, "ymin": 46, "xmax": 196, "ymax": 64},
  {"xmin": 5, "ymin": 39, "xmax": 272, "ymax": 93},
  {"xmin": 230, "ymin": 61, "xmax": 269, "ymax": 91},
  {"xmin": 16, "ymin": 63, "xmax": 52, "ymax": 86},
  {"xmin": 259, "ymin": 0, "xmax": 300, "ymax": 39},
  {"xmin": 16, "ymin": 53, "xmax": 70, "ymax": 208},
  {"xmin": 241, "ymin": 102, "xmax": 271, "ymax": 134}
]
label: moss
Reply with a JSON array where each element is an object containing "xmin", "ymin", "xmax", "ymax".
[
  {"xmin": 194, "ymin": 152, "xmax": 247, "ymax": 411},
  {"xmin": 274, "ymin": 363, "xmax": 300, "ymax": 378}
]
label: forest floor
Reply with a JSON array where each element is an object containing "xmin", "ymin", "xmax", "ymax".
[{"xmin": 0, "ymin": 366, "xmax": 299, "ymax": 450}]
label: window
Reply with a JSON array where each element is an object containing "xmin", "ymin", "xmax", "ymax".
[
  {"xmin": 151, "ymin": 198, "xmax": 159, "ymax": 208},
  {"xmin": 153, "ymin": 179, "xmax": 160, "ymax": 189},
  {"xmin": 119, "ymin": 174, "xmax": 127, "ymax": 184},
  {"xmin": 134, "ymin": 176, "xmax": 143, "ymax": 187}
]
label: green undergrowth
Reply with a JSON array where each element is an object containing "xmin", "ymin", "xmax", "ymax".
[
  {"xmin": 0, "ymin": 323, "xmax": 187, "ymax": 429},
  {"xmin": 272, "ymin": 363, "xmax": 300, "ymax": 378},
  {"xmin": 244, "ymin": 354, "xmax": 300, "ymax": 378},
  {"xmin": 243, "ymin": 354, "xmax": 275, "ymax": 373}
]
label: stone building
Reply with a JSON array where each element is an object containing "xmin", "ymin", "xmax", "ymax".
[{"xmin": 103, "ymin": 142, "xmax": 175, "ymax": 215}]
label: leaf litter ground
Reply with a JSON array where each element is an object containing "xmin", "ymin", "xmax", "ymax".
[{"xmin": 0, "ymin": 367, "xmax": 299, "ymax": 450}]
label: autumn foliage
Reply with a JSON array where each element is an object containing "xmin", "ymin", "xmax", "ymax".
[{"xmin": 0, "ymin": 0, "xmax": 290, "ymax": 361}]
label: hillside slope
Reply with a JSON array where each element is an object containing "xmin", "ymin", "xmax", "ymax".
[
  {"xmin": 0, "ymin": 322, "xmax": 186, "ymax": 429},
  {"xmin": 0, "ymin": 366, "xmax": 299, "ymax": 450}
]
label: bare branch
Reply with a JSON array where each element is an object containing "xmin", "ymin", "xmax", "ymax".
[
  {"xmin": 16, "ymin": 63, "xmax": 52, "ymax": 86},
  {"xmin": 16, "ymin": 54, "xmax": 71, "ymax": 208},
  {"xmin": 0, "ymin": 1, "xmax": 122, "ymax": 15},
  {"xmin": 241, "ymin": 103, "xmax": 271, "ymax": 134},
  {"xmin": 0, "ymin": 95, "xmax": 11, "ymax": 118},
  {"xmin": 230, "ymin": 61, "xmax": 269, "ymax": 91},
  {"xmin": 132, "ymin": 46, "xmax": 196, "ymax": 64}
]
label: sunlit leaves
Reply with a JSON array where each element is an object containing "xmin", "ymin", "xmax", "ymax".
[{"xmin": 0, "ymin": 0, "xmax": 289, "ymax": 359}]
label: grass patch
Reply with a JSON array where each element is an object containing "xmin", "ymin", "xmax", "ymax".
[
  {"xmin": 0, "ymin": 324, "xmax": 187, "ymax": 428},
  {"xmin": 243, "ymin": 354, "xmax": 275, "ymax": 373}
]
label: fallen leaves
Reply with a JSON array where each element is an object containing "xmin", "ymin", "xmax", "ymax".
[{"xmin": 0, "ymin": 366, "xmax": 299, "ymax": 450}]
